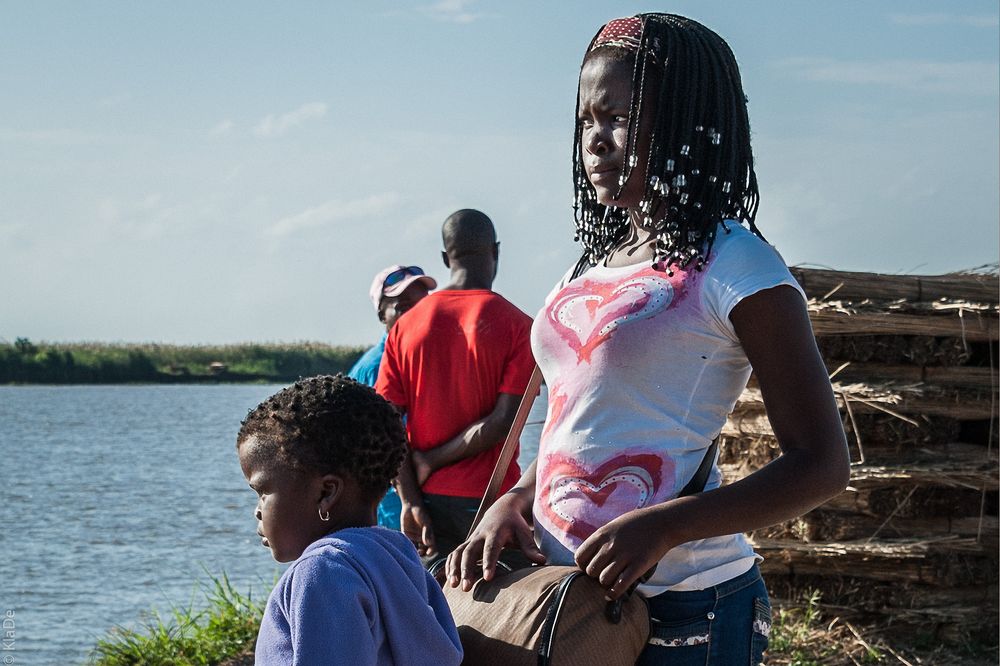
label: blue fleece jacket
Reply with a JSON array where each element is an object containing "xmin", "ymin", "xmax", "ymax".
[{"xmin": 255, "ymin": 527, "xmax": 462, "ymax": 665}]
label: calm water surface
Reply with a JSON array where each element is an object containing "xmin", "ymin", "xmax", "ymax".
[{"xmin": 1, "ymin": 384, "xmax": 546, "ymax": 664}]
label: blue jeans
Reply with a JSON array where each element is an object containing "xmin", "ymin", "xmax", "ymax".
[{"xmin": 637, "ymin": 564, "xmax": 771, "ymax": 666}]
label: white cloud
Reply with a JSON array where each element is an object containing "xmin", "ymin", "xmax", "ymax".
[
  {"xmin": 253, "ymin": 102, "xmax": 328, "ymax": 138},
  {"xmin": 266, "ymin": 192, "xmax": 401, "ymax": 237},
  {"xmin": 209, "ymin": 119, "xmax": 234, "ymax": 137},
  {"xmin": 420, "ymin": 0, "xmax": 486, "ymax": 24},
  {"xmin": 777, "ymin": 57, "xmax": 999, "ymax": 96},
  {"xmin": 890, "ymin": 13, "xmax": 999, "ymax": 28},
  {"xmin": 402, "ymin": 205, "xmax": 461, "ymax": 240},
  {"xmin": 95, "ymin": 193, "xmax": 175, "ymax": 240}
]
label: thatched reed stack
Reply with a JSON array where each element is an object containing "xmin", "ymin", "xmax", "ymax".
[{"xmin": 724, "ymin": 266, "xmax": 998, "ymax": 642}]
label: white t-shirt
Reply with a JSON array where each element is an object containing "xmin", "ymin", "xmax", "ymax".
[{"xmin": 530, "ymin": 222, "xmax": 805, "ymax": 594}]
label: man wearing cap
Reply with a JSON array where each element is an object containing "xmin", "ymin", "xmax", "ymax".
[
  {"xmin": 348, "ymin": 264, "xmax": 437, "ymax": 529},
  {"xmin": 348, "ymin": 265, "xmax": 437, "ymax": 387},
  {"xmin": 376, "ymin": 209, "xmax": 535, "ymax": 562}
]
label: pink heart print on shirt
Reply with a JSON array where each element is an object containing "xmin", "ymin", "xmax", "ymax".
[
  {"xmin": 548, "ymin": 274, "xmax": 674, "ymax": 363},
  {"xmin": 539, "ymin": 452, "xmax": 673, "ymax": 543},
  {"xmin": 541, "ymin": 386, "xmax": 568, "ymax": 441}
]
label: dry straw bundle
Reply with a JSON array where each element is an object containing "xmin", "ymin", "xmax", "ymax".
[{"xmin": 724, "ymin": 265, "xmax": 998, "ymax": 644}]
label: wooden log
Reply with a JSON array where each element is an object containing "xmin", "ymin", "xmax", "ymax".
[
  {"xmin": 918, "ymin": 441, "xmax": 1000, "ymax": 465},
  {"xmin": 822, "ymin": 363, "xmax": 997, "ymax": 388},
  {"xmin": 839, "ymin": 390, "xmax": 995, "ymax": 420},
  {"xmin": 721, "ymin": 436, "xmax": 997, "ymax": 469},
  {"xmin": 747, "ymin": 359, "xmax": 998, "ymax": 386},
  {"xmin": 835, "ymin": 414, "xmax": 964, "ymax": 453},
  {"xmin": 755, "ymin": 510, "xmax": 999, "ymax": 542},
  {"xmin": 808, "ymin": 309, "xmax": 997, "ymax": 341},
  {"xmin": 733, "ymin": 384, "xmax": 998, "ymax": 420},
  {"xmin": 790, "ymin": 267, "xmax": 998, "ymax": 304},
  {"xmin": 839, "ymin": 393, "xmax": 995, "ymax": 420},
  {"xmin": 720, "ymin": 414, "xmax": 971, "ymax": 468},
  {"xmin": 821, "ymin": 486, "xmax": 992, "ymax": 520},
  {"xmin": 847, "ymin": 464, "xmax": 999, "ymax": 491},
  {"xmin": 720, "ymin": 460, "xmax": 998, "ymax": 491},
  {"xmin": 816, "ymin": 334, "xmax": 973, "ymax": 366},
  {"xmin": 770, "ymin": 576, "xmax": 997, "ymax": 609},
  {"xmin": 752, "ymin": 537, "xmax": 996, "ymax": 586},
  {"xmin": 817, "ymin": 299, "xmax": 996, "ymax": 316},
  {"xmin": 722, "ymin": 406, "xmax": 961, "ymax": 444}
]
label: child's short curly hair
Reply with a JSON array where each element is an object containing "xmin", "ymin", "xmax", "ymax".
[{"xmin": 236, "ymin": 375, "xmax": 406, "ymax": 501}]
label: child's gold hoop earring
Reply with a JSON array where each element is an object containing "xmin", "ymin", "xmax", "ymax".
[{"xmin": 318, "ymin": 506, "xmax": 331, "ymax": 522}]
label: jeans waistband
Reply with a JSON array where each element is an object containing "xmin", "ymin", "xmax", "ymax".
[
  {"xmin": 649, "ymin": 564, "xmax": 762, "ymax": 603},
  {"xmin": 712, "ymin": 563, "xmax": 762, "ymax": 599}
]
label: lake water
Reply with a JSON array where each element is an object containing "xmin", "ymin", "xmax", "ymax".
[{"xmin": 1, "ymin": 384, "xmax": 547, "ymax": 664}]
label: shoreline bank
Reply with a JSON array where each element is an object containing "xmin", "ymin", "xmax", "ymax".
[{"xmin": 0, "ymin": 340, "xmax": 366, "ymax": 385}]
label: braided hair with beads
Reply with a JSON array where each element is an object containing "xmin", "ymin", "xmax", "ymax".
[{"xmin": 572, "ymin": 13, "xmax": 764, "ymax": 278}]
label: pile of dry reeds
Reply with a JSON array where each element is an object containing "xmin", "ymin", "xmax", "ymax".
[{"xmin": 722, "ymin": 266, "xmax": 998, "ymax": 643}]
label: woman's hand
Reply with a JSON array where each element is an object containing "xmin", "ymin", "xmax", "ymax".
[
  {"xmin": 575, "ymin": 505, "xmax": 672, "ymax": 601},
  {"xmin": 573, "ymin": 286, "xmax": 851, "ymax": 600},
  {"xmin": 445, "ymin": 488, "xmax": 546, "ymax": 590},
  {"xmin": 400, "ymin": 501, "xmax": 437, "ymax": 557}
]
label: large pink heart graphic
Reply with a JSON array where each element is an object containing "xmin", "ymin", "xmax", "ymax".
[
  {"xmin": 549, "ymin": 275, "xmax": 674, "ymax": 362},
  {"xmin": 539, "ymin": 452, "xmax": 669, "ymax": 543}
]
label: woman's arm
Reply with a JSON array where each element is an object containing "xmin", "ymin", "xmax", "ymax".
[
  {"xmin": 445, "ymin": 459, "xmax": 546, "ymax": 589},
  {"xmin": 575, "ymin": 284, "xmax": 851, "ymax": 599}
]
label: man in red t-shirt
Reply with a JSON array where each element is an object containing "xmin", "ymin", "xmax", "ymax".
[{"xmin": 376, "ymin": 209, "xmax": 535, "ymax": 560}]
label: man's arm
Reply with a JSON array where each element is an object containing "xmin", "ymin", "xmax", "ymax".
[
  {"xmin": 411, "ymin": 392, "xmax": 522, "ymax": 485},
  {"xmin": 385, "ymin": 402, "xmax": 438, "ymax": 557}
]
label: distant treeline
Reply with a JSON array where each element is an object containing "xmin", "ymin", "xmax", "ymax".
[{"xmin": 0, "ymin": 338, "xmax": 366, "ymax": 384}]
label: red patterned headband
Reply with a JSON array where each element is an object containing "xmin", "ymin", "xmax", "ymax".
[{"xmin": 591, "ymin": 16, "xmax": 643, "ymax": 52}]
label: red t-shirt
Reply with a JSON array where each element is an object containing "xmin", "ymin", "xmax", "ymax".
[{"xmin": 376, "ymin": 289, "xmax": 535, "ymax": 497}]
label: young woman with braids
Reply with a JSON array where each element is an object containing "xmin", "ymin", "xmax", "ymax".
[{"xmin": 446, "ymin": 14, "xmax": 849, "ymax": 664}]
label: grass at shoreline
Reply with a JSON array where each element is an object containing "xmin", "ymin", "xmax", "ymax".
[
  {"xmin": 90, "ymin": 575, "xmax": 263, "ymax": 666},
  {"xmin": 1, "ymin": 339, "xmax": 366, "ymax": 384},
  {"xmin": 90, "ymin": 581, "xmax": 996, "ymax": 665}
]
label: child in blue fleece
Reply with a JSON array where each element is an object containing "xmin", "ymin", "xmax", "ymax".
[{"xmin": 237, "ymin": 375, "xmax": 462, "ymax": 666}]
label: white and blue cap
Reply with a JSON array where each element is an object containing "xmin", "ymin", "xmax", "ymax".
[{"xmin": 368, "ymin": 265, "xmax": 437, "ymax": 312}]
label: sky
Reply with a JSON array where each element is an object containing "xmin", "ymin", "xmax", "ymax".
[{"xmin": 2, "ymin": 1, "xmax": 997, "ymax": 345}]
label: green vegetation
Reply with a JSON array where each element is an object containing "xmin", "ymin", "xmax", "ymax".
[
  {"xmin": 767, "ymin": 590, "xmax": 867, "ymax": 665},
  {"xmin": 90, "ymin": 575, "xmax": 262, "ymax": 666},
  {"xmin": 767, "ymin": 590, "xmax": 995, "ymax": 665},
  {"xmin": 0, "ymin": 338, "xmax": 366, "ymax": 384},
  {"xmin": 92, "ymin": 582, "xmax": 996, "ymax": 666}
]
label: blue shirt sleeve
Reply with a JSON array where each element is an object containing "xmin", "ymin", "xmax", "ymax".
[{"xmin": 347, "ymin": 333, "xmax": 387, "ymax": 388}]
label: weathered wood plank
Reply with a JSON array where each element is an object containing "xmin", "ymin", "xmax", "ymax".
[
  {"xmin": 790, "ymin": 267, "xmax": 998, "ymax": 304},
  {"xmin": 808, "ymin": 309, "xmax": 997, "ymax": 341},
  {"xmin": 825, "ymin": 363, "xmax": 996, "ymax": 388},
  {"xmin": 752, "ymin": 537, "xmax": 995, "ymax": 586},
  {"xmin": 755, "ymin": 510, "xmax": 998, "ymax": 542},
  {"xmin": 733, "ymin": 384, "xmax": 997, "ymax": 420}
]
